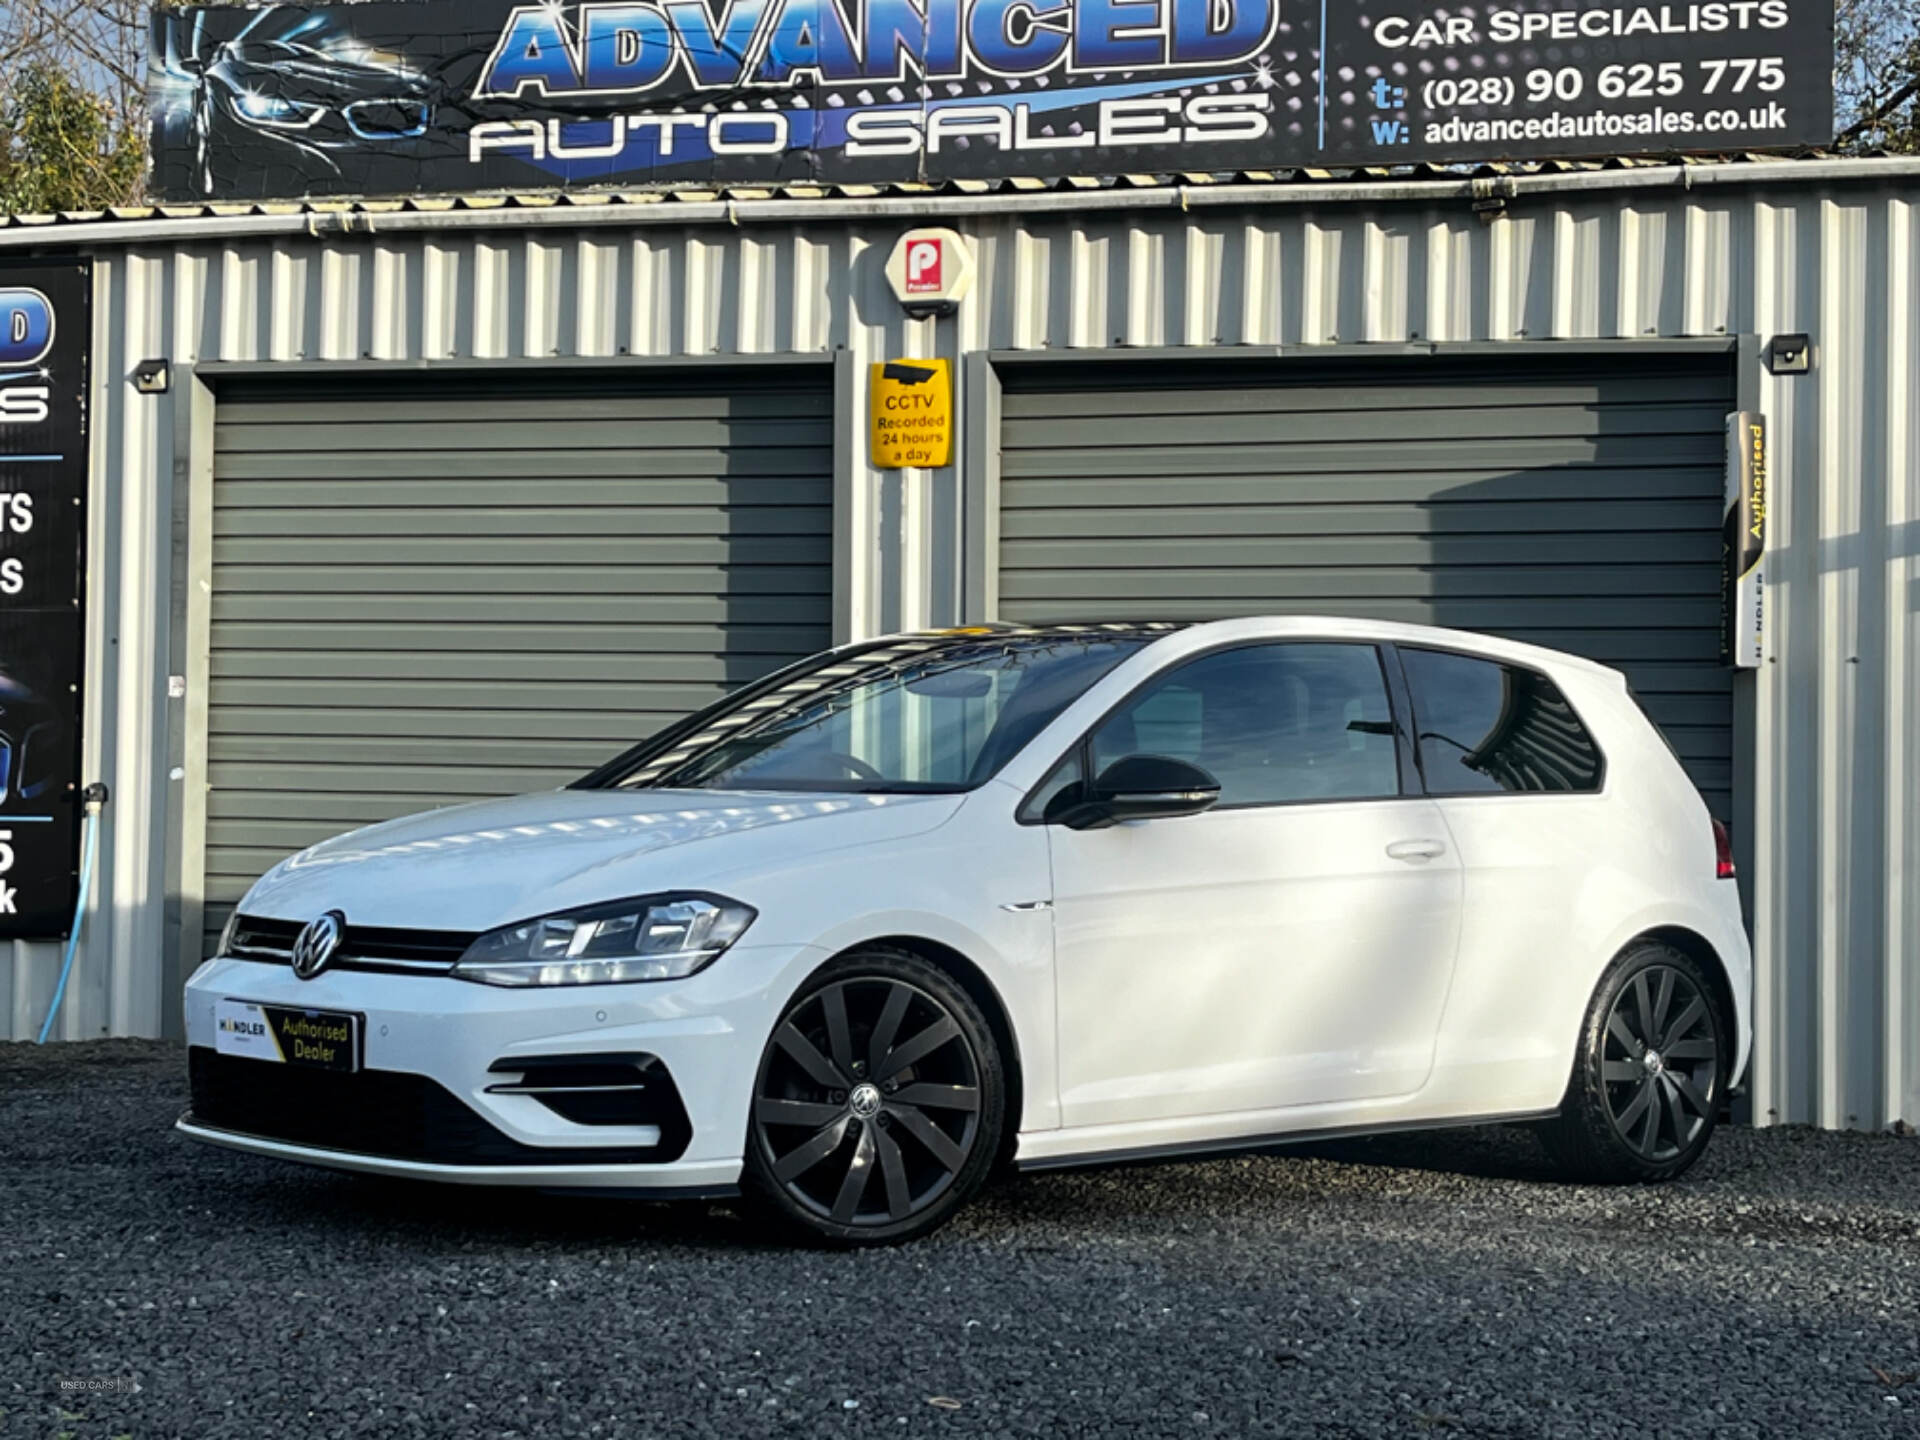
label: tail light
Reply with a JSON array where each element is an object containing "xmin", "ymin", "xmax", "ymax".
[{"xmin": 1712, "ymin": 818, "xmax": 1736, "ymax": 879}]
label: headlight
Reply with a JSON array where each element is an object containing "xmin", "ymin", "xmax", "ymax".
[
  {"xmin": 217, "ymin": 910, "xmax": 240, "ymax": 958},
  {"xmin": 231, "ymin": 90, "xmax": 324, "ymax": 127},
  {"xmin": 450, "ymin": 894, "xmax": 756, "ymax": 987}
]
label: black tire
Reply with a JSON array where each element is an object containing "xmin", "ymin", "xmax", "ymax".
[
  {"xmin": 743, "ymin": 949, "xmax": 1007, "ymax": 1245},
  {"xmin": 1542, "ymin": 940, "xmax": 1727, "ymax": 1183}
]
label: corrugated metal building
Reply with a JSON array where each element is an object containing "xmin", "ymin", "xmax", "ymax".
[{"xmin": 1, "ymin": 155, "xmax": 1913, "ymax": 1133}]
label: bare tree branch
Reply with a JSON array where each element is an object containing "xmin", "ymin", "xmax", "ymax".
[{"xmin": 1835, "ymin": 72, "xmax": 1920, "ymax": 143}]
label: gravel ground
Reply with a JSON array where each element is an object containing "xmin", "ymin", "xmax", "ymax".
[{"xmin": 2, "ymin": 1041, "xmax": 1917, "ymax": 1440}]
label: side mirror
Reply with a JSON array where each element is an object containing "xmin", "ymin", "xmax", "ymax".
[{"xmin": 1053, "ymin": 754, "xmax": 1221, "ymax": 830}]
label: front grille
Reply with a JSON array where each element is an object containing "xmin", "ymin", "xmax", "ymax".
[
  {"xmin": 227, "ymin": 914, "xmax": 474, "ymax": 975},
  {"xmin": 186, "ymin": 1048, "xmax": 691, "ymax": 1165}
]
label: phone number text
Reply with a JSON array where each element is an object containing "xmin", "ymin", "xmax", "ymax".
[{"xmin": 1424, "ymin": 57, "xmax": 1787, "ymax": 110}]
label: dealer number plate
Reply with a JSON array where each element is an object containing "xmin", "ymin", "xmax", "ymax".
[{"xmin": 214, "ymin": 999, "xmax": 359, "ymax": 1072}]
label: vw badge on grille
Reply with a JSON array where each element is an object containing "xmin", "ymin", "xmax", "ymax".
[{"xmin": 290, "ymin": 910, "xmax": 346, "ymax": 980}]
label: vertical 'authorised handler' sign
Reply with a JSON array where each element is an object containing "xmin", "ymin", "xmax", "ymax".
[
  {"xmin": 149, "ymin": 1, "xmax": 1835, "ymax": 201},
  {"xmin": 1720, "ymin": 411, "xmax": 1766, "ymax": 669},
  {"xmin": 0, "ymin": 262, "xmax": 91, "ymax": 938}
]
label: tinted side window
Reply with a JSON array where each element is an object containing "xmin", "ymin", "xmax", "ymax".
[
  {"xmin": 1089, "ymin": 643, "xmax": 1399, "ymax": 807},
  {"xmin": 1400, "ymin": 648, "xmax": 1603, "ymax": 795}
]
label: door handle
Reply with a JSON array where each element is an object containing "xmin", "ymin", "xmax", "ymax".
[{"xmin": 1386, "ymin": 838, "xmax": 1448, "ymax": 864}]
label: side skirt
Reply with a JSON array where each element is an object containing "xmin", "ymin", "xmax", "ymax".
[
  {"xmin": 1013, "ymin": 1107, "xmax": 1563, "ymax": 1174},
  {"xmin": 535, "ymin": 1184, "xmax": 742, "ymax": 1201}
]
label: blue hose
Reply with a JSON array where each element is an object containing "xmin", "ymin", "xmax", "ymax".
[{"xmin": 36, "ymin": 800, "xmax": 102, "ymax": 1045}]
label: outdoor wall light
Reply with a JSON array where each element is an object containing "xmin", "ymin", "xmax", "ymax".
[{"xmin": 1764, "ymin": 334, "xmax": 1812, "ymax": 376}]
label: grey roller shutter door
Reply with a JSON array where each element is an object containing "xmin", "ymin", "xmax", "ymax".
[
  {"xmin": 997, "ymin": 355, "xmax": 1735, "ymax": 817},
  {"xmin": 204, "ymin": 371, "xmax": 834, "ymax": 951}
]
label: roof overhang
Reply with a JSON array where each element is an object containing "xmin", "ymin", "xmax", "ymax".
[{"xmin": 1, "ymin": 155, "xmax": 1914, "ymax": 250}]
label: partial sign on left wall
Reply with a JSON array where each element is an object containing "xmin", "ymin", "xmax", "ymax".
[{"xmin": 0, "ymin": 261, "xmax": 91, "ymax": 939}]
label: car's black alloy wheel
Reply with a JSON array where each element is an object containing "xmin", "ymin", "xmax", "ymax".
[
  {"xmin": 1544, "ymin": 940, "xmax": 1725, "ymax": 1183},
  {"xmin": 746, "ymin": 950, "xmax": 1006, "ymax": 1244},
  {"xmin": 1599, "ymin": 961, "xmax": 1719, "ymax": 1161}
]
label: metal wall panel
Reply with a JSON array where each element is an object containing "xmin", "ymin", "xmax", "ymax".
[
  {"xmin": 200, "ymin": 372, "xmax": 833, "ymax": 953},
  {"xmin": 3, "ymin": 171, "xmax": 1912, "ymax": 1138},
  {"xmin": 995, "ymin": 354, "xmax": 1737, "ymax": 818}
]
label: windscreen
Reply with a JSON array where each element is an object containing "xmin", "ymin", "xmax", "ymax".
[{"xmin": 588, "ymin": 627, "xmax": 1178, "ymax": 795}]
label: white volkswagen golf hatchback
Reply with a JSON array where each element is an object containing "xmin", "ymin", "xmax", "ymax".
[{"xmin": 182, "ymin": 617, "xmax": 1751, "ymax": 1243}]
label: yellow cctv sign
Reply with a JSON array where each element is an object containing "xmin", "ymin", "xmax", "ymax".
[{"xmin": 870, "ymin": 358, "xmax": 952, "ymax": 469}]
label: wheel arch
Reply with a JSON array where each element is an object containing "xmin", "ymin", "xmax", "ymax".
[
  {"xmin": 820, "ymin": 934, "xmax": 1025, "ymax": 1170},
  {"xmin": 1628, "ymin": 924, "xmax": 1741, "ymax": 1086}
]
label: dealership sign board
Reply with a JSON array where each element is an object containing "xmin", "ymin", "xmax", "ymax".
[
  {"xmin": 149, "ymin": 1, "xmax": 1834, "ymax": 201},
  {"xmin": 0, "ymin": 263, "xmax": 91, "ymax": 939}
]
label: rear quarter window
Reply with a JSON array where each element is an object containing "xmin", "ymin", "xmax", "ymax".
[{"xmin": 1400, "ymin": 647, "xmax": 1604, "ymax": 796}]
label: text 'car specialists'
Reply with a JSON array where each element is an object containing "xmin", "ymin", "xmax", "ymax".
[{"xmin": 146, "ymin": 0, "xmax": 1835, "ymax": 200}]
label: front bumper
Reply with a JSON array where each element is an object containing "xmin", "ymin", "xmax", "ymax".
[
  {"xmin": 180, "ymin": 942, "xmax": 826, "ymax": 1191},
  {"xmin": 174, "ymin": 1119, "xmax": 743, "ymax": 1194}
]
